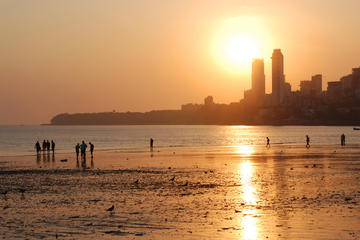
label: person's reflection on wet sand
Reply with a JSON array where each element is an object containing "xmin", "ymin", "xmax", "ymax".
[
  {"xmin": 76, "ymin": 158, "xmax": 80, "ymax": 169},
  {"xmin": 51, "ymin": 152, "xmax": 55, "ymax": 168},
  {"xmin": 36, "ymin": 153, "xmax": 41, "ymax": 166},
  {"xmin": 91, "ymin": 156, "xmax": 94, "ymax": 169},
  {"xmin": 81, "ymin": 155, "xmax": 87, "ymax": 170}
]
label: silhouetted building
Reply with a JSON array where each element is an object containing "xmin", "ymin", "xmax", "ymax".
[
  {"xmin": 341, "ymin": 74, "xmax": 352, "ymax": 97},
  {"xmin": 181, "ymin": 103, "xmax": 201, "ymax": 111},
  {"xmin": 300, "ymin": 74, "xmax": 322, "ymax": 97},
  {"xmin": 300, "ymin": 81, "xmax": 312, "ymax": 96},
  {"xmin": 284, "ymin": 82, "xmax": 291, "ymax": 97},
  {"xmin": 352, "ymin": 68, "xmax": 360, "ymax": 96},
  {"xmin": 272, "ymin": 49, "xmax": 285, "ymax": 106},
  {"xmin": 311, "ymin": 74, "xmax": 322, "ymax": 96},
  {"xmin": 204, "ymin": 96, "xmax": 214, "ymax": 105},
  {"xmin": 251, "ymin": 59, "xmax": 265, "ymax": 105},
  {"xmin": 327, "ymin": 81, "xmax": 342, "ymax": 101}
]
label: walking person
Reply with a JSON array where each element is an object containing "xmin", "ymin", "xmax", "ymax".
[
  {"xmin": 266, "ymin": 137, "xmax": 270, "ymax": 148},
  {"xmin": 306, "ymin": 135, "xmax": 310, "ymax": 148},
  {"xmin": 89, "ymin": 142, "xmax": 94, "ymax": 158},
  {"xmin": 75, "ymin": 143, "xmax": 80, "ymax": 159}
]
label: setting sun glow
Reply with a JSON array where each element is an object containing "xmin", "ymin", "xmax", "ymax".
[
  {"xmin": 224, "ymin": 34, "xmax": 260, "ymax": 65},
  {"xmin": 211, "ymin": 16, "xmax": 270, "ymax": 74}
]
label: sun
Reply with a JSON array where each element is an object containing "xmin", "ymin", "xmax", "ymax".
[
  {"xmin": 211, "ymin": 16, "xmax": 270, "ymax": 74},
  {"xmin": 224, "ymin": 34, "xmax": 260, "ymax": 65}
]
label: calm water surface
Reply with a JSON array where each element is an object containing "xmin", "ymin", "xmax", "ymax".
[{"xmin": 0, "ymin": 125, "xmax": 359, "ymax": 156}]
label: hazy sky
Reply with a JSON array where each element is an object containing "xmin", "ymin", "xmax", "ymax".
[{"xmin": 1, "ymin": 0, "xmax": 360, "ymax": 124}]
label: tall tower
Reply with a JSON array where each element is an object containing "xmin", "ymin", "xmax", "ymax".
[
  {"xmin": 251, "ymin": 59, "xmax": 265, "ymax": 105},
  {"xmin": 272, "ymin": 49, "xmax": 284, "ymax": 106}
]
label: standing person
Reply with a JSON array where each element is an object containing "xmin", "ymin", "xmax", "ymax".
[
  {"xmin": 46, "ymin": 140, "xmax": 50, "ymax": 151},
  {"xmin": 42, "ymin": 140, "xmax": 47, "ymax": 151},
  {"xmin": 80, "ymin": 141, "xmax": 87, "ymax": 158},
  {"xmin": 341, "ymin": 134, "xmax": 345, "ymax": 146},
  {"xmin": 266, "ymin": 137, "xmax": 270, "ymax": 148},
  {"xmin": 89, "ymin": 142, "xmax": 94, "ymax": 157},
  {"xmin": 75, "ymin": 143, "xmax": 80, "ymax": 159},
  {"xmin": 150, "ymin": 138, "xmax": 154, "ymax": 150},
  {"xmin": 306, "ymin": 135, "xmax": 310, "ymax": 148},
  {"xmin": 51, "ymin": 140, "xmax": 55, "ymax": 152},
  {"xmin": 35, "ymin": 141, "xmax": 41, "ymax": 154}
]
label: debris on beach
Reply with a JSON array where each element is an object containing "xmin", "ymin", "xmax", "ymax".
[{"xmin": 106, "ymin": 205, "xmax": 115, "ymax": 212}]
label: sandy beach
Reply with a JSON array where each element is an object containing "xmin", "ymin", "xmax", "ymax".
[{"xmin": 0, "ymin": 145, "xmax": 360, "ymax": 239}]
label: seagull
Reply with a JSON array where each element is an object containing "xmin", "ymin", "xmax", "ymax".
[
  {"xmin": 170, "ymin": 176, "xmax": 175, "ymax": 181},
  {"xmin": 106, "ymin": 205, "xmax": 114, "ymax": 212},
  {"xmin": 1, "ymin": 190, "xmax": 8, "ymax": 195},
  {"xmin": 134, "ymin": 179, "xmax": 139, "ymax": 184}
]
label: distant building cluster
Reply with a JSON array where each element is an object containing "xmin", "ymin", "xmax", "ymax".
[
  {"xmin": 242, "ymin": 49, "xmax": 360, "ymax": 108},
  {"xmin": 178, "ymin": 49, "xmax": 360, "ymax": 125}
]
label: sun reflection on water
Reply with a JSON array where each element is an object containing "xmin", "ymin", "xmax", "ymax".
[
  {"xmin": 235, "ymin": 145, "xmax": 254, "ymax": 157},
  {"xmin": 238, "ymin": 161, "xmax": 258, "ymax": 240}
]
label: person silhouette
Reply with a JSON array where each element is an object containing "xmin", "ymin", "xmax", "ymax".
[
  {"xmin": 150, "ymin": 138, "xmax": 154, "ymax": 151},
  {"xmin": 75, "ymin": 143, "xmax": 80, "ymax": 159},
  {"xmin": 341, "ymin": 134, "xmax": 345, "ymax": 146},
  {"xmin": 306, "ymin": 135, "xmax": 310, "ymax": 148},
  {"xmin": 89, "ymin": 142, "xmax": 94, "ymax": 158},
  {"xmin": 51, "ymin": 140, "xmax": 55, "ymax": 152},
  {"xmin": 46, "ymin": 140, "xmax": 50, "ymax": 151},
  {"xmin": 42, "ymin": 140, "xmax": 47, "ymax": 151},
  {"xmin": 266, "ymin": 137, "xmax": 270, "ymax": 148},
  {"xmin": 35, "ymin": 141, "xmax": 41, "ymax": 154},
  {"xmin": 80, "ymin": 141, "xmax": 87, "ymax": 158}
]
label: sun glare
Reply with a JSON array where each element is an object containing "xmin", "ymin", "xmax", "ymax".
[
  {"xmin": 211, "ymin": 16, "xmax": 270, "ymax": 74},
  {"xmin": 224, "ymin": 34, "xmax": 259, "ymax": 65}
]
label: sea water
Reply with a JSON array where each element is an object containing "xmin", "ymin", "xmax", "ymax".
[{"xmin": 0, "ymin": 125, "xmax": 358, "ymax": 156}]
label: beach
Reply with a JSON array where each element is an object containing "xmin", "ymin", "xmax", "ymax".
[{"xmin": 0, "ymin": 145, "xmax": 360, "ymax": 239}]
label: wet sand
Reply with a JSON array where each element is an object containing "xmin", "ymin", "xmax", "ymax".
[{"xmin": 0, "ymin": 145, "xmax": 360, "ymax": 239}]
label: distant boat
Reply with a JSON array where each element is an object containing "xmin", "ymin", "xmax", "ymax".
[{"xmin": 354, "ymin": 128, "xmax": 360, "ymax": 130}]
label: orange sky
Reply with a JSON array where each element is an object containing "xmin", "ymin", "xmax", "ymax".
[{"xmin": 1, "ymin": 0, "xmax": 360, "ymax": 124}]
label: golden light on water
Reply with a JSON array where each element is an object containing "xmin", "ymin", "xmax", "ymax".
[
  {"xmin": 211, "ymin": 16, "xmax": 271, "ymax": 74},
  {"xmin": 238, "ymin": 161, "xmax": 258, "ymax": 240},
  {"xmin": 235, "ymin": 145, "xmax": 254, "ymax": 157}
]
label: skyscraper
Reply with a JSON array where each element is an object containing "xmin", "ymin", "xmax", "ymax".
[
  {"xmin": 271, "ymin": 49, "xmax": 284, "ymax": 106},
  {"xmin": 251, "ymin": 59, "xmax": 265, "ymax": 105}
]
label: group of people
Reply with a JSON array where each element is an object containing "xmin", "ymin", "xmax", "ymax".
[
  {"xmin": 35, "ymin": 140, "xmax": 94, "ymax": 159},
  {"xmin": 266, "ymin": 134, "xmax": 347, "ymax": 148},
  {"xmin": 75, "ymin": 141, "xmax": 94, "ymax": 159},
  {"xmin": 35, "ymin": 140, "xmax": 55, "ymax": 154}
]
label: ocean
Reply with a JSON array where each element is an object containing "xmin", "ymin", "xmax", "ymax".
[{"xmin": 0, "ymin": 125, "xmax": 358, "ymax": 156}]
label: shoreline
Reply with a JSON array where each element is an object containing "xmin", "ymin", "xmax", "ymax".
[{"xmin": 0, "ymin": 144, "xmax": 360, "ymax": 239}]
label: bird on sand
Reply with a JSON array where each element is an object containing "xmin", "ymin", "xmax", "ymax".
[
  {"xmin": 1, "ymin": 190, "xmax": 8, "ymax": 195},
  {"xmin": 106, "ymin": 205, "xmax": 114, "ymax": 212},
  {"xmin": 170, "ymin": 176, "xmax": 175, "ymax": 181},
  {"xmin": 134, "ymin": 179, "xmax": 139, "ymax": 184}
]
